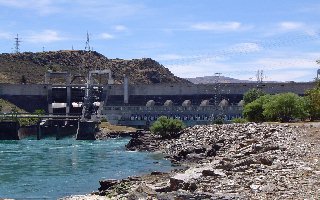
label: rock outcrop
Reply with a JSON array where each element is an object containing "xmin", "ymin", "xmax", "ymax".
[{"xmin": 0, "ymin": 51, "xmax": 189, "ymax": 84}]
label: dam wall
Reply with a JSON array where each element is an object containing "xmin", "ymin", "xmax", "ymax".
[
  {"xmin": 108, "ymin": 82, "xmax": 315, "ymax": 96},
  {"xmin": 0, "ymin": 84, "xmax": 48, "ymax": 95},
  {"xmin": 0, "ymin": 82, "xmax": 316, "ymax": 112},
  {"xmin": 0, "ymin": 84, "xmax": 48, "ymax": 112},
  {"xmin": 107, "ymin": 82, "xmax": 315, "ymax": 106}
]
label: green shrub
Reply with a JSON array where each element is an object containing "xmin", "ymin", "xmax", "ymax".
[
  {"xmin": 150, "ymin": 116, "xmax": 185, "ymax": 139},
  {"xmin": 232, "ymin": 117, "xmax": 247, "ymax": 123},
  {"xmin": 34, "ymin": 109, "xmax": 45, "ymax": 115},
  {"xmin": 212, "ymin": 118, "xmax": 224, "ymax": 124},
  {"xmin": 19, "ymin": 109, "xmax": 45, "ymax": 126},
  {"xmin": 100, "ymin": 118, "xmax": 108, "ymax": 122},
  {"xmin": 305, "ymin": 80, "xmax": 320, "ymax": 120},
  {"xmin": 243, "ymin": 93, "xmax": 309, "ymax": 123},
  {"xmin": 243, "ymin": 88, "xmax": 266, "ymax": 105},
  {"xmin": 243, "ymin": 95, "xmax": 271, "ymax": 122},
  {"xmin": 263, "ymin": 93, "xmax": 309, "ymax": 122}
]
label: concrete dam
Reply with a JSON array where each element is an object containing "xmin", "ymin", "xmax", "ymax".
[{"xmin": 0, "ymin": 80, "xmax": 315, "ymax": 128}]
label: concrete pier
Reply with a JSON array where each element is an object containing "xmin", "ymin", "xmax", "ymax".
[
  {"xmin": 124, "ymin": 75, "xmax": 129, "ymax": 104},
  {"xmin": 0, "ymin": 121, "xmax": 20, "ymax": 140},
  {"xmin": 76, "ymin": 121, "xmax": 97, "ymax": 140}
]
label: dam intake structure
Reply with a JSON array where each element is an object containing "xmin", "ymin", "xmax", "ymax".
[{"xmin": 0, "ymin": 69, "xmax": 114, "ymax": 140}]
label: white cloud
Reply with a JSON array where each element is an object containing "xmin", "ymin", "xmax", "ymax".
[
  {"xmin": 190, "ymin": 22, "xmax": 249, "ymax": 32},
  {"xmin": 70, "ymin": 0, "xmax": 145, "ymax": 21},
  {"xmin": 278, "ymin": 22, "xmax": 305, "ymax": 31},
  {"xmin": 300, "ymin": 3, "xmax": 320, "ymax": 13},
  {"xmin": 113, "ymin": 25, "xmax": 127, "ymax": 32},
  {"xmin": 165, "ymin": 50, "xmax": 320, "ymax": 82},
  {"xmin": 0, "ymin": 0, "xmax": 60, "ymax": 15},
  {"xmin": 263, "ymin": 21, "xmax": 319, "ymax": 37},
  {"xmin": 157, "ymin": 43, "xmax": 262, "ymax": 66},
  {"xmin": 168, "ymin": 61, "xmax": 232, "ymax": 78},
  {"xmin": 99, "ymin": 33, "xmax": 115, "ymax": 40},
  {"xmin": 0, "ymin": 0, "xmax": 144, "ymax": 18},
  {"xmin": 0, "ymin": 31, "xmax": 11, "ymax": 39},
  {"xmin": 228, "ymin": 43, "xmax": 262, "ymax": 54},
  {"xmin": 26, "ymin": 30, "xmax": 65, "ymax": 43},
  {"xmin": 254, "ymin": 58, "xmax": 315, "ymax": 70},
  {"xmin": 155, "ymin": 54, "xmax": 185, "ymax": 61}
]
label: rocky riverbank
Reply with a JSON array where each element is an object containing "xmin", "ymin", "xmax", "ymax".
[
  {"xmin": 62, "ymin": 122, "xmax": 320, "ymax": 199},
  {"xmin": 94, "ymin": 122, "xmax": 138, "ymax": 140}
]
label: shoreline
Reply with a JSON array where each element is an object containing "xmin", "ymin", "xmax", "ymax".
[{"xmin": 61, "ymin": 122, "xmax": 320, "ymax": 199}]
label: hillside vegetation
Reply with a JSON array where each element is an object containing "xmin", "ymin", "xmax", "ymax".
[
  {"xmin": 0, "ymin": 50, "xmax": 189, "ymax": 84},
  {"xmin": 0, "ymin": 98, "xmax": 26, "ymax": 113}
]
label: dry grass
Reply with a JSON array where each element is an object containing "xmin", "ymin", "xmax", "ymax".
[{"xmin": 0, "ymin": 99, "xmax": 26, "ymax": 113}]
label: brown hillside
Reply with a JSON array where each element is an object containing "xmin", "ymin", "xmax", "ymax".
[{"xmin": 0, "ymin": 50, "xmax": 189, "ymax": 84}]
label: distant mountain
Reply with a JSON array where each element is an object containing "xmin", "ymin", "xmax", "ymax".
[{"xmin": 186, "ymin": 75, "xmax": 253, "ymax": 84}]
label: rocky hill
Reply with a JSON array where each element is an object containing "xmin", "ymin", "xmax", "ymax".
[{"xmin": 0, "ymin": 50, "xmax": 189, "ymax": 84}]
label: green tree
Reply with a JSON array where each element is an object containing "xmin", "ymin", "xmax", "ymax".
[
  {"xmin": 243, "ymin": 88, "xmax": 266, "ymax": 105},
  {"xmin": 263, "ymin": 93, "xmax": 309, "ymax": 122},
  {"xmin": 243, "ymin": 95, "xmax": 271, "ymax": 122},
  {"xmin": 305, "ymin": 80, "xmax": 320, "ymax": 120},
  {"xmin": 150, "ymin": 116, "xmax": 185, "ymax": 139}
]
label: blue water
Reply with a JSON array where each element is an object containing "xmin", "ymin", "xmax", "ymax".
[{"xmin": 0, "ymin": 137, "xmax": 172, "ymax": 199}]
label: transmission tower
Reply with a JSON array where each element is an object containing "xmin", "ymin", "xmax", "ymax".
[
  {"xmin": 14, "ymin": 34, "xmax": 21, "ymax": 53},
  {"xmin": 85, "ymin": 31, "xmax": 91, "ymax": 51},
  {"xmin": 256, "ymin": 69, "xmax": 265, "ymax": 83}
]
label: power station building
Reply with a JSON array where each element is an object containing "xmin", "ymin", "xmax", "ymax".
[{"xmin": 0, "ymin": 71, "xmax": 316, "ymax": 127}]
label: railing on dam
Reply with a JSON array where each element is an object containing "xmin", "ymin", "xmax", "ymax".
[
  {"xmin": 102, "ymin": 105, "xmax": 244, "ymax": 127},
  {"xmin": 103, "ymin": 105, "xmax": 243, "ymax": 112},
  {"xmin": 0, "ymin": 113, "xmax": 81, "ymax": 119}
]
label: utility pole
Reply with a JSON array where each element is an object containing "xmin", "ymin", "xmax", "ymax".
[{"xmin": 14, "ymin": 34, "xmax": 21, "ymax": 53}]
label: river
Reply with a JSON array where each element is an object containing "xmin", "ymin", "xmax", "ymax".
[{"xmin": 0, "ymin": 137, "xmax": 172, "ymax": 199}]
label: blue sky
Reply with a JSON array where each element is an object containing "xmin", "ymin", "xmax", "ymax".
[{"xmin": 0, "ymin": 0, "xmax": 320, "ymax": 82}]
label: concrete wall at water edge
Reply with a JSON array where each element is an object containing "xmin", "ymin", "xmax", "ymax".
[{"xmin": 0, "ymin": 121, "xmax": 20, "ymax": 140}]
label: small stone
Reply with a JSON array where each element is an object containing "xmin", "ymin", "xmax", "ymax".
[
  {"xmin": 202, "ymin": 169, "xmax": 226, "ymax": 177},
  {"xmin": 98, "ymin": 179, "xmax": 119, "ymax": 191},
  {"xmin": 250, "ymin": 184, "xmax": 260, "ymax": 191}
]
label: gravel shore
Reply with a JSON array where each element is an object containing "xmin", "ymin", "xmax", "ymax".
[{"xmin": 61, "ymin": 122, "xmax": 320, "ymax": 199}]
